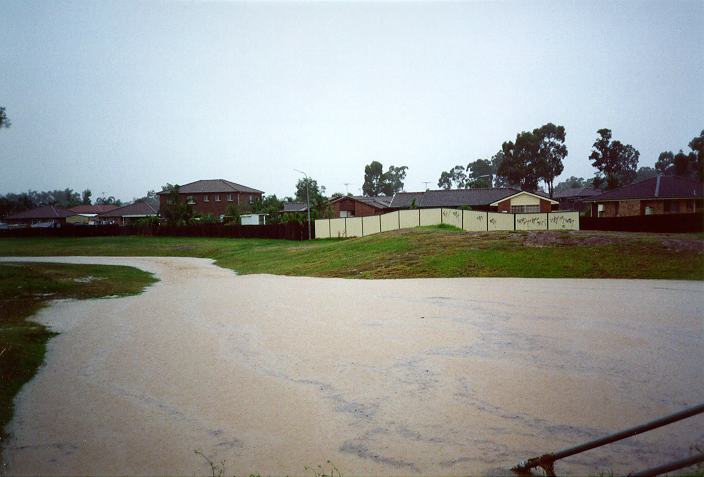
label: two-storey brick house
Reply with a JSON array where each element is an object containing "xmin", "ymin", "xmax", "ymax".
[{"xmin": 157, "ymin": 179, "xmax": 264, "ymax": 220}]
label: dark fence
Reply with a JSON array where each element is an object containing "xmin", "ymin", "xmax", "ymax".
[
  {"xmin": 0, "ymin": 222, "xmax": 313, "ymax": 240},
  {"xmin": 581, "ymin": 213, "xmax": 704, "ymax": 233}
]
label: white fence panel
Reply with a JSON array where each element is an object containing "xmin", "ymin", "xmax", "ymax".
[
  {"xmin": 548, "ymin": 212, "xmax": 579, "ymax": 230},
  {"xmin": 462, "ymin": 211, "xmax": 486, "ymax": 231},
  {"xmin": 441, "ymin": 208, "xmax": 463, "ymax": 228},
  {"xmin": 346, "ymin": 217, "xmax": 363, "ymax": 237},
  {"xmin": 380, "ymin": 211, "xmax": 400, "ymax": 232},
  {"xmin": 315, "ymin": 219, "xmax": 330, "ymax": 239},
  {"xmin": 362, "ymin": 216, "xmax": 381, "ymax": 236},
  {"xmin": 399, "ymin": 210, "xmax": 420, "ymax": 229},
  {"xmin": 487, "ymin": 212, "xmax": 514, "ymax": 231},
  {"xmin": 329, "ymin": 218, "xmax": 347, "ymax": 238},
  {"xmin": 515, "ymin": 213, "xmax": 549, "ymax": 231},
  {"xmin": 420, "ymin": 208, "xmax": 442, "ymax": 226}
]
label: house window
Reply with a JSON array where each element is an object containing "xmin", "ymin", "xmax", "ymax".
[
  {"xmin": 510, "ymin": 204, "xmax": 540, "ymax": 214},
  {"xmin": 644, "ymin": 206, "xmax": 654, "ymax": 215},
  {"xmin": 227, "ymin": 194, "xmax": 233, "ymax": 202},
  {"xmin": 215, "ymin": 195, "xmax": 221, "ymax": 202},
  {"xmin": 597, "ymin": 204, "xmax": 604, "ymax": 217},
  {"xmin": 340, "ymin": 211, "xmax": 350, "ymax": 218},
  {"xmin": 248, "ymin": 195, "xmax": 254, "ymax": 205},
  {"xmin": 204, "ymin": 195, "xmax": 209, "ymax": 202},
  {"xmin": 187, "ymin": 195, "xmax": 195, "ymax": 204}
]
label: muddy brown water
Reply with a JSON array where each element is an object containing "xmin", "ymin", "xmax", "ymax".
[{"xmin": 1, "ymin": 256, "xmax": 702, "ymax": 476}]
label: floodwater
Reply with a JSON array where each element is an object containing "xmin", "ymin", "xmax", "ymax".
[{"xmin": 1, "ymin": 256, "xmax": 702, "ymax": 476}]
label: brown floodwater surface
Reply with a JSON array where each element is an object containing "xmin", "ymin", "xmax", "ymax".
[{"xmin": 1, "ymin": 256, "xmax": 702, "ymax": 476}]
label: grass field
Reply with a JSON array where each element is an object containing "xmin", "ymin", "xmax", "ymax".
[
  {"xmin": 1, "ymin": 227, "xmax": 703, "ymax": 280},
  {"xmin": 0, "ymin": 262, "xmax": 156, "ymax": 447}
]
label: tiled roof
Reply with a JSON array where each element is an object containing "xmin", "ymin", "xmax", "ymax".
[
  {"xmin": 553, "ymin": 187, "xmax": 602, "ymax": 199},
  {"xmin": 70, "ymin": 204, "xmax": 120, "ymax": 214},
  {"xmin": 390, "ymin": 188, "xmax": 520, "ymax": 208},
  {"xmin": 587, "ymin": 176, "xmax": 703, "ymax": 201},
  {"xmin": 5, "ymin": 205, "xmax": 76, "ymax": 220},
  {"xmin": 157, "ymin": 179, "xmax": 263, "ymax": 195},
  {"xmin": 283, "ymin": 202, "xmax": 308, "ymax": 212},
  {"xmin": 98, "ymin": 199, "xmax": 159, "ymax": 217},
  {"xmin": 329, "ymin": 195, "xmax": 392, "ymax": 209}
]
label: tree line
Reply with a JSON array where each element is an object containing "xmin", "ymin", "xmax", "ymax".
[{"xmin": 434, "ymin": 126, "xmax": 703, "ymax": 198}]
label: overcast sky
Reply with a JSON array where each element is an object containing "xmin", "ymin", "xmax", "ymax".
[{"xmin": 1, "ymin": 0, "xmax": 702, "ymax": 202}]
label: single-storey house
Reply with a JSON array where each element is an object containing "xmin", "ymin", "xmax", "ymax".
[
  {"xmin": 4, "ymin": 205, "xmax": 77, "ymax": 227},
  {"xmin": 157, "ymin": 179, "xmax": 263, "ymax": 220},
  {"xmin": 585, "ymin": 175, "xmax": 703, "ymax": 217},
  {"xmin": 97, "ymin": 199, "xmax": 159, "ymax": 225},
  {"xmin": 68, "ymin": 204, "xmax": 120, "ymax": 225},
  {"xmin": 388, "ymin": 188, "xmax": 559, "ymax": 213},
  {"xmin": 553, "ymin": 186, "xmax": 602, "ymax": 213},
  {"xmin": 329, "ymin": 195, "xmax": 392, "ymax": 218},
  {"xmin": 282, "ymin": 202, "xmax": 308, "ymax": 213}
]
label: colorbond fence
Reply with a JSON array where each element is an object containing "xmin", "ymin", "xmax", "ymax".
[
  {"xmin": 581, "ymin": 213, "xmax": 703, "ymax": 233},
  {"xmin": 315, "ymin": 209, "xmax": 579, "ymax": 239},
  {"xmin": 0, "ymin": 222, "xmax": 313, "ymax": 240}
]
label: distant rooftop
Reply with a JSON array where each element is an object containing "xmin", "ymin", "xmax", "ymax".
[
  {"xmin": 586, "ymin": 175, "xmax": 703, "ymax": 201},
  {"xmin": 157, "ymin": 179, "xmax": 263, "ymax": 195},
  {"xmin": 5, "ymin": 205, "xmax": 75, "ymax": 220}
]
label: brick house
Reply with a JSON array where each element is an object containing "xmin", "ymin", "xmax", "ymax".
[
  {"xmin": 157, "ymin": 179, "xmax": 264, "ymax": 219},
  {"xmin": 4, "ymin": 205, "xmax": 76, "ymax": 227},
  {"xmin": 389, "ymin": 188, "xmax": 558, "ymax": 213},
  {"xmin": 97, "ymin": 199, "xmax": 159, "ymax": 226},
  {"xmin": 553, "ymin": 186, "xmax": 602, "ymax": 213},
  {"xmin": 586, "ymin": 175, "xmax": 703, "ymax": 217},
  {"xmin": 329, "ymin": 195, "xmax": 392, "ymax": 218}
]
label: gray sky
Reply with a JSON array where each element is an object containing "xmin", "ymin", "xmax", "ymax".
[{"xmin": 1, "ymin": 0, "xmax": 702, "ymax": 202}]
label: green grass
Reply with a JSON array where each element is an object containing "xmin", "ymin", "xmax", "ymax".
[
  {"xmin": 0, "ymin": 262, "xmax": 156, "ymax": 448},
  {"xmin": 0, "ymin": 227, "xmax": 702, "ymax": 280}
]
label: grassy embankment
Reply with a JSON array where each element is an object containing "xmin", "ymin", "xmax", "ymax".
[
  {"xmin": 0, "ymin": 262, "xmax": 156, "ymax": 445},
  {"xmin": 1, "ymin": 227, "xmax": 703, "ymax": 279}
]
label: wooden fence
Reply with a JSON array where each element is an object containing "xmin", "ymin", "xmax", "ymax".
[
  {"xmin": 315, "ymin": 209, "xmax": 580, "ymax": 238},
  {"xmin": 581, "ymin": 213, "xmax": 703, "ymax": 233},
  {"xmin": 0, "ymin": 222, "xmax": 313, "ymax": 240}
]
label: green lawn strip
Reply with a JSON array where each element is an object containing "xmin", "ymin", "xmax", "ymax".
[
  {"xmin": 0, "ymin": 228, "xmax": 702, "ymax": 279},
  {"xmin": 0, "ymin": 262, "xmax": 157, "ymax": 447}
]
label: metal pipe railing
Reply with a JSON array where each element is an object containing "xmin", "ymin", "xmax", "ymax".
[
  {"xmin": 512, "ymin": 402, "xmax": 704, "ymax": 476},
  {"xmin": 630, "ymin": 452, "xmax": 704, "ymax": 477}
]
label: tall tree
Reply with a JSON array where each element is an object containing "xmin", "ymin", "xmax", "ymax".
[
  {"xmin": 160, "ymin": 183, "xmax": 192, "ymax": 225},
  {"xmin": 363, "ymin": 161, "xmax": 407, "ymax": 196},
  {"xmin": 554, "ymin": 176, "xmax": 588, "ymax": 193},
  {"xmin": 81, "ymin": 189, "xmax": 92, "ymax": 205},
  {"xmin": 0, "ymin": 107, "xmax": 10, "ymax": 129},
  {"xmin": 635, "ymin": 166, "xmax": 658, "ymax": 182},
  {"xmin": 534, "ymin": 123, "xmax": 567, "ymax": 198},
  {"xmin": 589, "ymin": 128, "xmax": 639, "ymax": 190},
  {"xmin": 466, "ymin": 159, "xmax": 494, "ymax": 188},
  {"xmin": 363, "ymin": 161, "xmax": 385, "ymax": 196},
  {"xmin": 382, "ymin": 165, "xmax": 408, "ymax": 195},
  {"xmin": 497, "ymin": 131, "xmax": 541, "ymax": 191},
  {"xmin": 689, "ymin": 130, "xmax": 704, "ymax": 181},
  {"xmin": 438, "ymin": 165, "xmax": 467, "ymax": 189}
]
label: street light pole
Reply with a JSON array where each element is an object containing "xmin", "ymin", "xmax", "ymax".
[{"xmin": 294, "ymin": 169, "xmax": 312, "ymax": 240}]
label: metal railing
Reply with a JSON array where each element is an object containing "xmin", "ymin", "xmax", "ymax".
[{"xmin": 512, "ymin": 402, "xmax": 704, "ymax": 476}]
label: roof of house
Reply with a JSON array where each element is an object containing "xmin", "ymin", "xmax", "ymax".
[
  {"xmin": 69, "ymin": 204, "xmax": 120, "ymax": 214},
  {"xmin": 553, "ymin": 186, "xmax": 602, "ymax": 199},
  {"xmin": 283, "ymin": 202, "xmax": 308, "ymax": 213},
  {"xmin": 390, "ymin": 188, "xmax": 528, "ymax": 208},
  {"xmin": 98, "ymin": 199, "xmax": 159, "ymax": 217},
  {"xmin": 157, "ymin": 179, "xmax": 263, "ymax": 195},
  {"xmin": 329, "ymin": 195, "xmax": 393, "ymax": 209},
  {"xmin": 5, "ymin": 205, "xmax": 76, "ymax": 220},
  {"xmin": 586, "ymin": 175, "xmax": 703, "ymax": 202}
]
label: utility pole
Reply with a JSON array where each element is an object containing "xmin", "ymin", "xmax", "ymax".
[{"xmin": 294, "ymin": 169, "xmax": 312, "ymax": 240}]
